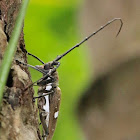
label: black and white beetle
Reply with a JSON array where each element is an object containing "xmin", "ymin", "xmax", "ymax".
[{"xmin": 16, "ymin": 18, "xmax": 123, "ymax": 140}]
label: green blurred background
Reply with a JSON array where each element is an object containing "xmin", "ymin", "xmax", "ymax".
[{"xmin": 24, "ymin": 0, "xmax": 90, "ymax": 140}]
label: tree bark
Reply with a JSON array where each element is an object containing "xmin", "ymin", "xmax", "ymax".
[{"xmin": 0, "ymin": 0, "xmax": 41, "ymax": 140}]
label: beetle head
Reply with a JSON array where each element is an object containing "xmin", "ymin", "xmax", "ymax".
[{"xmin": 44, "ymin": 62, "xmax": 54, "ymax": 70}]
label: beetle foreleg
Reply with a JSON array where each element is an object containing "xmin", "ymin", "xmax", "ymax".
[
  {"xmin": 23, "ymin": 65, "xmax": 59, "ymax": 91},
  {"xmin": 15, "ymin": 59, "xmax": 47, "ymax": 74}
]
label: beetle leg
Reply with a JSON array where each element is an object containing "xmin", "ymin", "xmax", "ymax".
[
  {"xmin": 36, "ymin": 66, "xmax": 59, "ymax": 86},
  {"xmin": 37, "ymin": 75, "xmax": 55, "ymax": 86},
  {"xmin": 42, "ymin": 134, "xmax": 48, "ymax": 140},
  {"xmin": 33, "ymin": 91, "xmax": 53, "ymax": 102},
  {"xmin": 15, "ymin": 59, "xmax": 46, "ymax": 74},
  {"xmin": 24, "ymin": 66, "xmax": 59, "ymax": 91}
]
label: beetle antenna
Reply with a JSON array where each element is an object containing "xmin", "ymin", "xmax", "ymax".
[
  {"xmin": 54, "ymin": 18, "xmax": 123, "ymax": 62},
  {"xmin": 20, "ymin": 46, "xmax": 45, "ymax": 64},
  {"xmin": 27, "ymin": 52, "xmax": 45, "ymax": 64}
]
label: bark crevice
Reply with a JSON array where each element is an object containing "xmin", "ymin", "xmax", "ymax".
[{"xmin": 0, "ymin": 0, "xmax": 40, "ymax": 140}]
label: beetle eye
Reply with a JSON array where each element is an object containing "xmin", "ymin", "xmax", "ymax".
[{"xmin": 44, "ymin": 64, "xmax": 50, "ymax": 70}]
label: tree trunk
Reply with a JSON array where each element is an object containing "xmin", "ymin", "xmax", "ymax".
[
  {"xmin": 0, "ymin": 0, "xmax": 41, "ymax": 140},
  {"xmin": 78, "ymin": 0, "xmax": 140, "ymax": 139}
]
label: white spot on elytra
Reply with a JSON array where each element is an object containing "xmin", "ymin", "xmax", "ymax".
[
  {"xmin": 54, "ymin": 111, "xmax": 59, "ymax": 119},
  {"xmin": 46, "ymin": 85, "xmax": 52, "ymax": 91},
  {"xmin": 47, "ymin": 77, "xmax": 51, "ymax": 80},
  {"xmin": 43, "ymin": 93, "xmax": 50, "ymax": 127}
]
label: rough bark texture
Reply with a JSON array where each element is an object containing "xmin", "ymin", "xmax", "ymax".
[
  {"xmin": 78, "ymin": 0, "xmax": 140, "ymax": 140},
  {"xmin": 0, "ymin": 0, "xmax": 41, "ymax": 140}
]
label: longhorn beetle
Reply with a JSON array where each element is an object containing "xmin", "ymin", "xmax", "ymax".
[{"xmin": 16, "ymin": 18, "xmax": 123, "ymax": 140}]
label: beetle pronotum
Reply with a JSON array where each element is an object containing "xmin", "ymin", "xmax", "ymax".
[{"xmin": 16, "ymin": 18, "xmax": 123, "ymax": 140}]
